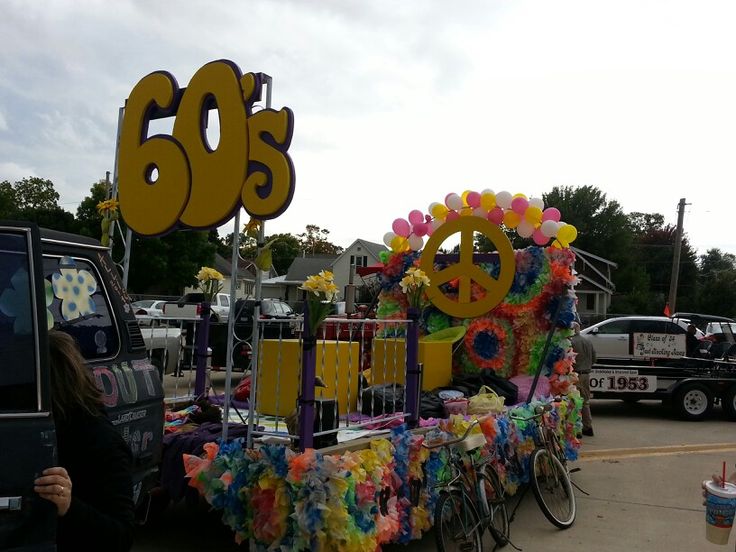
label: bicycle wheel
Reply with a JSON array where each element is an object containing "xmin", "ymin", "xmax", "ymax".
[
  {"xmin": 434, "ymin": 491, "xmax": 483, "ymax": 552},
  {"xmin": 480, "ymin": 467, "xmax": 509, "ymax": 547},
  {"xmin": 529, "ymin": 448, "xmax": 576, "ymax": 529}
]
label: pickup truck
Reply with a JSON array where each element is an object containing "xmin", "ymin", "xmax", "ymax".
[
  {"xmin": 0, "ymin": 222, "xmax": 164, "ymax": 550},
  {"xmin": 170, "ymin": 292, "xmax": 231, "ymax": 322}
]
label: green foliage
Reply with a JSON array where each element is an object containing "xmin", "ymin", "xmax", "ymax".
[
  {"xmin": 298, "ymin": 224, "xmax": 344, "ymax": 256},
  {"xmin": 75, "ymin": 180, "xmax": 109, "ymax": 238}
]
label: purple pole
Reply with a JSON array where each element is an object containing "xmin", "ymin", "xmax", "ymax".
[
  {"xmin": 194, "ymin": 302, "xmax": 211, "ymax": 397},
  {"xmin": 298, "ymin": 301, "xmax": 316, "ymax": 451},
  {"xmin": 405, "ymin": 306, "xmax": 420, "ymax": 428}
]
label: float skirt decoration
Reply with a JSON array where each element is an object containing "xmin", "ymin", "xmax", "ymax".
[{"xmin": 185, "ymin": 397, "xmax": 581, "ymax": 550}]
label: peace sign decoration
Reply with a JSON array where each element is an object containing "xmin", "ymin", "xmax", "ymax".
[{"xmin": 419, "ymin": 217, "xmax": 516, "ymax": 318}]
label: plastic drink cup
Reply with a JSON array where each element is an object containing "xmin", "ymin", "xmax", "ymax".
[{"xmin": 704, "ymin": 480, "xmax": 736, "ymax": 545}]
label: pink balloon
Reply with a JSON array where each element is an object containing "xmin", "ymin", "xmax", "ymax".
[
  {"xmin": 511, "ymin": 196, "xmax": 529, "ymax": 215},
  {"xmin": 445, "ymin": 210, "xmax": 460, "ymax": 222},
  {"xmin": 487, "ymin": 207, "xmax": 504, "ymax": 225},
  {"xmin": 408, "ymin": 209, "xmax": 424, "ymax": 225},
  {"xmin": 425, "ymin": 222, "xmax": 434, "ymax": 236},
  {"xmin": 466, "ymin": 191, "xmax": 481, "ymax": 208},
  {"xmin": 413, "ymin": 222, "xmax": 428, "ymax": 237},
  {"xmin": 542, "ymin": 207, "xmax": 561, "ymax": 222},
  {"xmin": 392, "ymin": 218, "xmax": 411, "ymax": 237},
  {"xmin": 533, "ymin": 229, "xmax": 549, "ymax": 246}
]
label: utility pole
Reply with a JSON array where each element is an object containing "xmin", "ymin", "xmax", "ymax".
[{"xmin": 667, "ymin": 198, "xmax": 688, "ymax": 313}]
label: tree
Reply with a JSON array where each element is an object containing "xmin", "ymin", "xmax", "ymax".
[
  {"xmin": 297, "ymin": 224, "xmax": 343, "ymax": 256},
  {"xmin": 0, "ymin": 176, "xmax": 76, "ymax": 232},
  {"xmin": 697, "ymin": 249, "xmax": 736, "ymax": 317},
  {"xmin": 239, "ymin": 232, "xmax": 302, "ymax": 275},
  {"xmin": 13, "ymin": 177, "xmax": 60, "ymax": 211},
  {"xmin": 76, "ymin": 180, "xmax": 109, "ymax": 239}
]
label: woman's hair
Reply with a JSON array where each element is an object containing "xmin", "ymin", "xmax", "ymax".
[{"xmin": 48, "ymin": 331, "xmax": 104, "ymax": 420}]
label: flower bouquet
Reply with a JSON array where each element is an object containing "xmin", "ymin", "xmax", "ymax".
[
  {"xmin": 299, "ymin": 270, "xmax": 339, "ymax": 335},
  {"xmin": 399, "ymin": 267, "xmax": 430, "ymax": 312},
  {"xmin": 96, "ymin": 199, "xmax": 119, "ymax": 247},
  {"xmin": 195, "ymin": 266, "xmax": 224, "ymax": 303}
]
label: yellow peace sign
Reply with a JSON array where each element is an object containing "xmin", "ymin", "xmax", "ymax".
[{"xmin": 419, "ymin": 217, "xmax": 516, "ymax": 318}]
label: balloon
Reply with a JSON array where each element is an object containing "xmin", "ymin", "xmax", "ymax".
[
  {"xmin": 431, "ymin": 218, "xmax": 444, "ymax": 232},
  {"xmin": 540, "ymin": 219, "xmax": 560, "ymax": 238},
  {"xmin": 472, "ymin": 207, "xmax": 487, "ymax": 218},
  {"xmin": 480, "ymin": 192, "xmax": 496, "ymax": 210},
  {"xmin": 445, "ymin": 210, "xmax": 460, "ymax": 222},
  {"xmin": 503, "ymin": 210, "xmax": 521, "ymax": 228},
  {"xmin": 408, "ymin": 210, "xmax": 424, "ymax": 225},
  {"xmin": 481, "ymin": 188, "xmax": 494, "ymax": 195},
  {"xmin": 466, "ymin": 191, "xmax": 481, "ymax": 208},
  {"xmin": 557, "ymin": 224, "xmax": 578, "ymax": 244},
  {"xmin": 461, "ymin": 190, "xmax": 473, "ymax": 206},
  {"xmin": 392, "ymin": 218, "xmax": 411, "ymax": 237},
  {"xmin": 446, "ymin": 193, "xmax": 463, "ymax": 211},
  {"xmin": 383, "ymin": 231, "xmax": 396, "ymax": 247},
  {"xmin": 542, "ymin": 207, "xmax": 561, "ymax": 222},
  {"xmin": 517, "ymin": 220, "xmax": 534, "ymax": 238},
  {"xmin": 431, "ymin": 202, "xmax": 449, "ymax": 220},
  {"xmin": 413, "ymin": 222, "xmax": 428, "ymax": 237},
  {"xmin": 532, "ymin": 229, "xmax": 549, "ymax": 245},
  {"xmin": 525, "ymin": 206, "xmax": 543, "ymax": 225},
  {"xmin": 426, "ymin": 221, "xmax": 435, "ymax": 236},
  {"xmin": 459, "ymin": 206, "xmax": 473, "ymax": 216},
  {"xmin": 487, "ymin": 207, "xmax": 504, "ymax": 225},
  {"xmin": 495, "ymin": 191, "xmax": 512, "ymax": 209},
  {"xmin": 511, "ymin": 196, "xmax": 529, "ymax": 215},
  {"xmin": 529, "ymin": 197, "xmax": 545, "ymax": 210},
  {"xmin": 408, "ymin": 234, "xmax": 424, "ymax": 251},
  {"xmin": 390, "ymin": 235, "xmax": 408, "ymax": 252}
]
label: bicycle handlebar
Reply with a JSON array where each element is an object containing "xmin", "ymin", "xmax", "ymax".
[
  {"xmin": 422, "ymin": 419, "xmax": 481, "ymax": 450},
  {"xmin": 508, "ymin": 402, "xmax": 554, "ymax": 422}
]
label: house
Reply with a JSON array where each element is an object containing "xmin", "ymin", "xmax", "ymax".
[
  {"xmin": 571, "ymin": 246, "xmax": 617, "ymax": 324},
  {"xmin": 330, "ymin": 239, "xmax": 387, "ymax": 294}
]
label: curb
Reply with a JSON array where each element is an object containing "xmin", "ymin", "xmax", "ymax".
[{"xmin": 579, "ymin": 442, "xmax": 736, "ymax": 461}]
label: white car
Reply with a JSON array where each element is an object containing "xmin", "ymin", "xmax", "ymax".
[
  {"xmin": 132, "ymin": 299, "xmax": 167, "ymax": 325},
  {"xmin": 581, "ymin": 316, "xmax": 703, "ymax": 361}
]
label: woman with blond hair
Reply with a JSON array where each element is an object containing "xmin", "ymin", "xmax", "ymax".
[{"xmin": 33, "ymin": 331, "xmax": 134, "ymax": 551}]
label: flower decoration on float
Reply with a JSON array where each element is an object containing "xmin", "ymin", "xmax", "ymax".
[
  {"xmin": 299, "ymin": 270, "xmax": 339, "ymax": 334},
  {"xmin": 195, "ymin": 266, "xmax": 224, "ymax": 303},
  {"xmin": 382, "ymin": 189, "xmax": 578, "ymax": 253},
  {"xmin": 399, "ymin": 267, "xmax": 430, "ymax": 311},
  {"xmin": 96, "ymin": 198, "xmax": 119, "ymax": 247}
]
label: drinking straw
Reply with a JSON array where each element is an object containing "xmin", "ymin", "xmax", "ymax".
[{"xmin": 723, "ymin": 461, "xmax": 727, "ymax": 488}]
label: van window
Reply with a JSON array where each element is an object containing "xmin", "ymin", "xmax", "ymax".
[
  {"xmin": 43, "ymin": 255, "xmax": 120, "ymax": 361},
  {"xmin": 0, "ymin": 231, "xmax": 40, "ymax": 412},
  {"xmin": 598, "ymin": 320, "xmax": 631, "ymax": 334}
]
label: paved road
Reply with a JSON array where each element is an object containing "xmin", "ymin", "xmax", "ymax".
[{"xmin": 134, "ymin": 399, "xmax": 736, "ymax": 551}]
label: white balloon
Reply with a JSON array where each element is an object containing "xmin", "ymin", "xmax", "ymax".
[
  {"xmin": 431, "ymin": 218, "xmax": 444, "ymax": 231},
  {"xmin": 383, "ymin": 231, "xmax": 396, "ymax": 247},
  {"xmin": 481, "ymin": 188, "xmax": 494, "ymax": 195},
  {"xmin": 408, "ymin": 234, "xmax": 424, "ymax": 251},
  {"xmin": 529, "ymin": 197, "xmax": 545, "ymax": 210},
  {"xmin": 540, "ymin": 220, "xmax": 560, "ymax": 238},
  {"xmin": 446, "ymin": 193, "xmax": 463, "ymax": 211},
  {"xmin": 473, "ymin": 207, "xmax": 487, "ymax": 218},
  {"xmin": 428, "ymin": 202, "xmax": 441, "ymax": 214},
  {"xmin": 495, "ymin": 191, "xmax": 512, "ymax": 209},
  {"xmin": 517, "ymin": 220, "xmax": 534, "ymax": 238}
]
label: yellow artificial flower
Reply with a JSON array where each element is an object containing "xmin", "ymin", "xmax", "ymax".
[{"xmin": 96, "ymin": 198, "xmax": 120, "ymax": 216}]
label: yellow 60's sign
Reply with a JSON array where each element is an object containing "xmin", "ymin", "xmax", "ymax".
[{"xmin": 118, "ymin": 60, "xmax": 295, "ymax": 236}]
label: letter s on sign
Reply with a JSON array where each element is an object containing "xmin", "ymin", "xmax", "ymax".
[{"xmin": 118, "ymin": 71, "xmax": 191, "ymax": 236}]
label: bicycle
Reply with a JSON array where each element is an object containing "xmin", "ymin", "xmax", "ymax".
[
  {"xmin": 509, "ymin": 402, "xmax": 577, "ymax": 529},
  {"xmin": 423, "ymin": 419, "xmax": 510, "ymax": 551}
]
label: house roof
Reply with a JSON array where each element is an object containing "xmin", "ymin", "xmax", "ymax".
[
  {"xmin": 285, "ymin": 255, "xmax": 339, "ymax": 282},
  {"xmin": 571, "ymin": 246, "xmax": 618, "ymax": 268},
  {"xmin": 331, "ymin": 239, "xmax": 388, "ymax": 267}
]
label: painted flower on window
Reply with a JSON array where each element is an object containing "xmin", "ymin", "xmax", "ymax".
[
  {"xmin": 0, "ymin": 267, "xmax": 32, "ymax": 334},
  {"xmin": 51, "ymin": 256, "xmax": 97, "ymax": 321}
]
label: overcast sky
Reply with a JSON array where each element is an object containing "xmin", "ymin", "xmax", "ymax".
[{"xmin": 2, "ymin": 0, "xmax": 736, "ymax": 257}]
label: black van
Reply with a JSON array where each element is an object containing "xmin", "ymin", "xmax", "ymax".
[{"xmin": 0, "ymin": 222, "xmax": 164, "ymax": 550}]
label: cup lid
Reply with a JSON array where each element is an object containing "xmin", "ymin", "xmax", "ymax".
[{"xmin": 705, "ymin": 480, "xmax": 736, "ymax": 499}]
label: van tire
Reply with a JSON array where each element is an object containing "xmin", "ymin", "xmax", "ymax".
[
  {"xmin": 674, "ymin": 383, "xmax": 713, "ymax": 421},
  {"xmin": 722, "ymin": 385, "xmax": 736, "ymax": 421}
]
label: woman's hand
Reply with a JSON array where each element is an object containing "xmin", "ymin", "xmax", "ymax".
[{"xmin": 34, "ymin": 467, "xmax": 72, "ymax": 516}]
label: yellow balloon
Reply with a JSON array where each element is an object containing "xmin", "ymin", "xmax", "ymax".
[
  {"xmin": 567, "ymin": 224, "xmax": 578, "ymax": 243},
  {"xmin": 461, "ymin": 190, "xmax": 472, "ymax": 206},
  {"xmin": 390, "ymin": 235, "xmax": 408, "ymax": 252},
  {"xmin": 460, "ymin": 206, "xmax": 473, "ymax": 216},
  {"xmin": 480, "ymin": 192, "xmax": 496, "ymax": 210},
  {"xmin": 503, "ymin": 210, "xmax": 521, "ymax": 229},
  {"xmin": 557, "ymin": 223, "xmax": 578, "ymax": 244},
  {"xmin": 431, "ymin": 203, "xmax": 448, "ymax": 220},
  {"xmin": 512, "ymin": 193, "xmax": 528, "ymax": 200},
  {"xmin": 525, "ymin": 206, "xmax": 543, "ymax": 225}
]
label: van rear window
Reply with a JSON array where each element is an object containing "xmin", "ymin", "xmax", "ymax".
[{"xmin": 43, "ymin": 255, "xmax": 120, "ymax": 361}]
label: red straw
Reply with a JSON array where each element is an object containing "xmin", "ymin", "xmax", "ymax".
[{"xmin": 723, "ymin": 461, "xmax": 727, "ymax": 488}]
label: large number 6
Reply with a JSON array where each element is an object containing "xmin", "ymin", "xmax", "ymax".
[{"xmin": 118, "ymin": 71, "xmax": 191, "ymax": 236}]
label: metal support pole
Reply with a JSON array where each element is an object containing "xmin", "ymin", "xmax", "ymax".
[
  {"xmin": 221, "ymin": 210, "xmax": 241, "ymax": 442},
  {"xmin": 405, "ymin": 307, "xmax": 420, "ymax": 427},
  {"xmin": 194, "ymin": 305, "xmax": 211, "ymax": 398},
  {"xmin": 527, "ymin": 290, "xmax": 566, "ymax": 403},
  {"xmin": 667, "ymin": 198, "xmax": 687, "ymax": 314}
]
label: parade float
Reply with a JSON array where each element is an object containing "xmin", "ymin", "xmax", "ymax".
[{"xmin": 116, "ymin": 60, "xmax": 583, "ymax": 550}]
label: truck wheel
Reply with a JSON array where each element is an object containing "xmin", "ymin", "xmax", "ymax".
[
  {"xmin": 722, "ymin": 386, "xmax": 736, "ymax": 421},
  {"xmin": 674, "ymin": 383, "xmax": 713, "ymax": 421}
]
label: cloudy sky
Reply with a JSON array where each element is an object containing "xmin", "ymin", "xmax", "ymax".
[{"xmin": 2, "ymin": 0, "xmax": 736, "ymax": 257}]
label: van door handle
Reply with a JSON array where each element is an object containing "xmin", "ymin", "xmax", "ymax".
[{"xmin": 0, "ymin": 496, "xmax": 22, "ymax": 511}]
